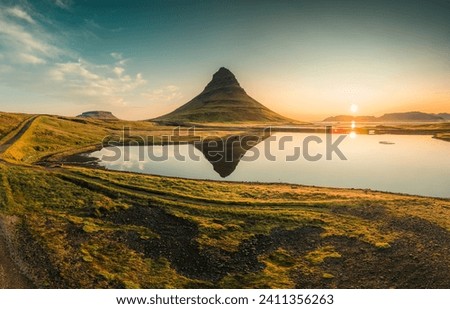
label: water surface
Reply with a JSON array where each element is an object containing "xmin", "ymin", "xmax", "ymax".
[{"xmin": 89, "ymin": 133, "xmax": 450, "ymax": 198}]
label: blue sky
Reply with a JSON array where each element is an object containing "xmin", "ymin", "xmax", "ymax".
[{"xmin": 0, "ymin": 0, "xmax": 449, "ymax": 120}]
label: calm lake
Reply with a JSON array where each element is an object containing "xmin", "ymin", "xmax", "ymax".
[{"xmin": 88, "ymin": 133, "xmax": 450, "ymax": 198}]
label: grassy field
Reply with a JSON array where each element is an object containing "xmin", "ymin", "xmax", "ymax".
[
  {"xmin": 0, "ymin": 112, "xmax": 450, "ymax": 288},
  {"xmin": 0, "ymin": 112, "xmax": 33, "ymax": 143},
  {"xmin": 0, "ymin": 115, "xmax": 258, "ymax": 164},
  {"xmin": 1, "ymin": 163, "xmax": 449, "ymax": 288}
]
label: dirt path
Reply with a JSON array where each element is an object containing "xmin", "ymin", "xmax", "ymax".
[
  {"xmin": 0, "ymin": 117, "xmax": 38, "ymax": 288},
  {"xmin": 0, "ymin": 229, "xmax": 33, "ymax": 288},
  {"xmin": 0, "ymin": 115, "xmax": 38, "ymax": 155}
]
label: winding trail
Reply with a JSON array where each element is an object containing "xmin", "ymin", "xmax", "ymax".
[
  {"xmin": 0, "ymin": 115, "xmax": 38, "ymax": 155},
  {"xmin": 0, "ymin": 116, "xmax": 38, "ymax": 288}
]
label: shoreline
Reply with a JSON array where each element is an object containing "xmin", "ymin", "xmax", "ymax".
[
  {"xmin": 39, "ymin": 159, "xmax": 450, "ymax": 201},
  {"xmin": 33, "ymin": 129, "xmax": 450, "ymax": 201},
  {"xmin": 38, "ymin": 126, "xmax": 449, "ymax": 161}
]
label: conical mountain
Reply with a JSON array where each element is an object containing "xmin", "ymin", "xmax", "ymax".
[{"xmin": 152, "ymin": 67, "xmax": 292, "ymax": 124}]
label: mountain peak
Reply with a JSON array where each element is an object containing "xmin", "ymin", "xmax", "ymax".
[
  {"xmin": 203, "ymin": 67, "xmax": 241, "ymax": 92},
  {"xmin": 152, "ymin": 67, "xmax": 293, "ymax": 124}
]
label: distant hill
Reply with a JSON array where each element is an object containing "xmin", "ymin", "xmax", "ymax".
[
  {"xmin": 378, "ymin": 112, "xmax": 444, "ymax": 122},
  {"xmin": 77, "ymin": 111, "xmax": 118, "ymax": 120},
  {"xmin": 324, "ymin": 111, "xmax": 448, "ymax": 122},
  {"xmin": 437, "ymin": 113, "xmax": 450, "ymax": 121},
  {"xmin": 152, "ymin": 67, "xmax": 293, "ymax": 124},
  {"xmin": 323, "ymin": 115, "xmax": 377, "ymax": 122}
]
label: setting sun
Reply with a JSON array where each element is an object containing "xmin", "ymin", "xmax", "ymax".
[{"xmin": 350, "ymin": 104, "xmax": 358, "ymax": 113}]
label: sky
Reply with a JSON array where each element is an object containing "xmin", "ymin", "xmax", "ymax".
[{"xmin": 0, "ymin": 0, "xmax": 449, "ymax": 121}]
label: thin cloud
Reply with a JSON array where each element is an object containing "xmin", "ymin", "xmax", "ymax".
[
  {"xmin": 113, "ymin": 66, "xmax": 125, "ymax": 76},
  {"xmin": 142, "ymin": 85, "xmax": 183, "ymax": 102},
  {"xmin": 0, "ymin": 21, "xmax": 53, "ymax": 54},
  {"xmin": 0, "ymin": 5, "xmax": 154, "ymax": 113},
  {"xmin": 18, "ymin": 53, "xmax": 46, "ymax": 64},
  {"xmin": 0, "ymin": 6, "xmax": 61, "ymax": 63},
  {"xmin": 110, "ymin": 52, "xmax": 122, "ymax": 60},
  {"xmin": 49, "ymin": 59, "xmax": 147, "ymax": 106},
  {"xmin": 111, "ymin": 52, "xmax": 128, "ymax": 66},
  {"xmin": 53, "ymin": 0, "xmax": 72, "ymax": 10},
  {"xmin": 6, "ymin": 7, "xmax": 35, "ymax": 24}
]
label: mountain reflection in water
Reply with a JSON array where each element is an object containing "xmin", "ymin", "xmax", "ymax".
[{"xmin": 194, "ymin": 130, "xmax": 271, "ymax": 177}]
